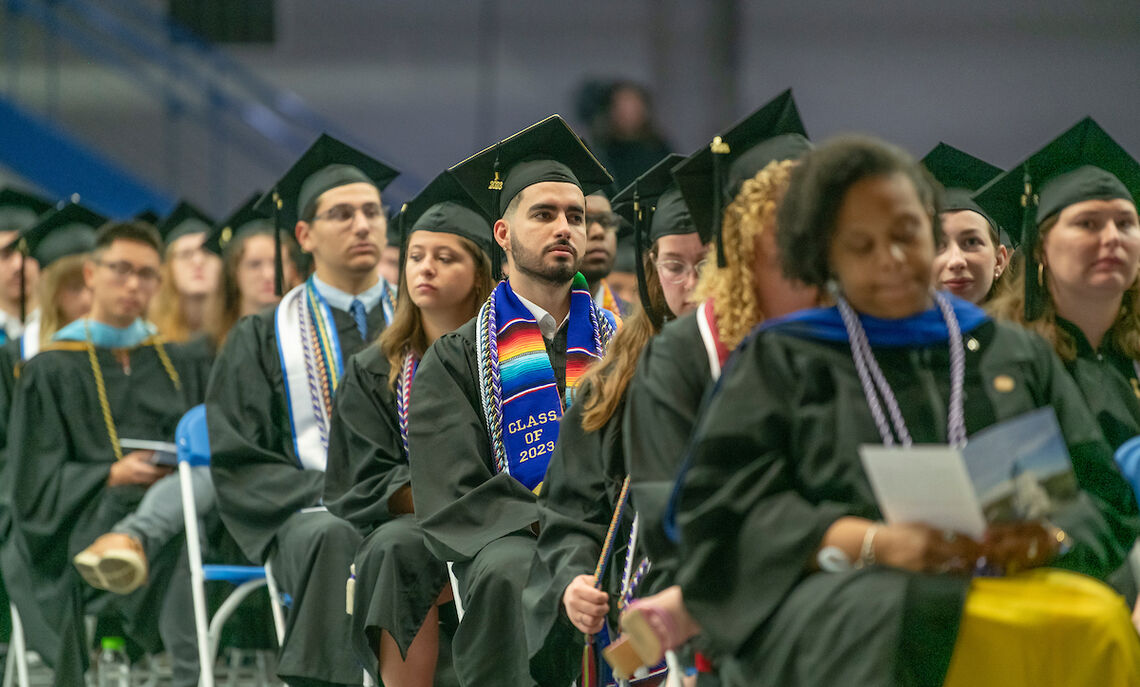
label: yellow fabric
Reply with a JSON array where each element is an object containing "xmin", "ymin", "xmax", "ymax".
[{"xmin": 943, "ymin": 569, "xmax": 1140, "ymax": 687}]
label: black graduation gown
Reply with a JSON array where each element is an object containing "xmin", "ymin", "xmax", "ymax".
[
  {"xmin": 323, "ymin": 344, "xmax": 448, "ymax": 678},
  {"xmin": 1, "ymin": 339, "xmax": 210, "ymax": 686},
  {"xmin": 409, "ymin": 318, "xmax": 570, "ymax": 687},
  {"xmin": 1057, "ymin": 318, "xmax": 1140, "ymax": 451},
  {"xmin": 623, "ymin": 312, "xmax": 711, "ymax": 579},
  {"xmin": 207, "ymin": 303, "xmax": 384, "ymax": 686},
  {"xmin": 0, "ymin": 340, "xmax": 19, "ymax": 642},
  {"xmin": 522, "ymin": 383, "xmax": 655, "ymax": 685},
  {"xmin": 675, "ymin": 320, "xmax": 1140, "ymax": 687}
]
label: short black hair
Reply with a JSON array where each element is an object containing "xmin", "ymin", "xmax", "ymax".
[
  {"xmin": 777, "ymin": 135, "xmax": 942, "ymax": 287},
  {"xmin": 93, "ymin": 221, "xmax": 164, "ymax": 256}
]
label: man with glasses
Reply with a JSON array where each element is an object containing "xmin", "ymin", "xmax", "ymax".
[
  {"xmin": 581, "ymin": 190, "xmax": 631, "ymax": 318},
  {"xmin": 207, "ymin": 134, "xmax": 398, "ymax": 687},
  {"xmin": 4, "ymin": 220, "xmax": 213, "ymax": 687}
]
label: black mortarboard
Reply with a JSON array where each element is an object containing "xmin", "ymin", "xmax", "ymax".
[
  {"xmin": 204, "ymin": 192, "xmax": 272, "ymax": 257},
  {"xmin": 133, "ymin": 209, "xmax": 161, "ymax": 225},
  {"xmin": 15, "ymin": 201, "xmax": 104, "ymax": 267},
  {"xmin": 448, "ymin": 115, "xmax": 613, "ymax": 220},
  {"xmin": 386, "ymin": 206, "xmax": 403, "ymax": 249},
  {"xmin": 447, "ymin": 115, "xmax": 612, "ymax": 278},
  {"xmin": 12, "ymin": 202, "xmax": 104, "ymax": 319},
  {"xmin": 403, "ymin": 172, "xmax": 494, "ymax": 259},
  {"xmin": 0, "ymin": 188, "xmax": 53, "ymax": 233},
  {"xmin": 921, "ymin": 143, "xmax": 1009, "ymax": 246},
  {"xmin": 157, "ymin": 201, "xmax": 214, "ymax": 245},
  {"xmin": 973, "ymin": 117, "xmax": 1140, "ymax": 319},
  {"xmin": 672, "ymin": 89, "xmax": 811, "ymax": 267},
  {"xmin": 255, "ymin": 133, "xmax": 400, "ymax": 295},
  {"xmin": 613, "ymin": 153, "xmax": 699, "ymax": 322}
]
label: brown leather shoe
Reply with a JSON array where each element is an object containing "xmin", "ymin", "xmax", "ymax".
[{"xmin": 73, "ymin": 533, "xmax": 147, "ymax": 594}]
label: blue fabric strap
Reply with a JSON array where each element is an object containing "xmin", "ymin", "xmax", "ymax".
[{"xmin": 349, "ymin": 299, "xmax": 368, "ymax": 340}]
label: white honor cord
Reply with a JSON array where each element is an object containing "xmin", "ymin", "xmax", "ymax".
[{"xmin": 837, "ymin": 292, "xmax": 967, "ymax": 448}]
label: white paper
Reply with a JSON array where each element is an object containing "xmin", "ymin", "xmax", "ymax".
[{"xmin": 859, "ymin": 444, "xmax": 987, "ymax": 540}]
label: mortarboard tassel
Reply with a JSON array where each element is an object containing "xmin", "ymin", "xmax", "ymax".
[
  {"xmin": 18, "ymin": 238, "xmax": 27, "ymax": 323},
  {"xmin": 1020, "ymin": 169, "xmax": 1043, "ymax": 320},
  {"xmin": 396, "ymin": 203, "xmax": 409, "ymax": 291},
  {"xmin": 488, "ymin": 144, "xmax": 504, "ymax": 281},
  {"xmin": 273, "ymin": 190, "xmax": 285, "ymax": 297},
  {"xmin": 710, "ymin": 136, "xmax": 731, "ymax": 268}
]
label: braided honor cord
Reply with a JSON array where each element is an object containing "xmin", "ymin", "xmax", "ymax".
[
  {"xmin": 475, "ymin": 291, "xmax": 509, "ymax": 475},
  {"xmin": 836, "ymin": 291, "xmax": 966, "ymax": 447},
  {"xmin": 397, "ymin": 350, "xmax": 417, "ymax": 455}
]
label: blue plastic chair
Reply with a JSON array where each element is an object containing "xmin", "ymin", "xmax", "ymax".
[{"xmin": 176, "ymin": 404, "xmax": 285, "ymax": 687}]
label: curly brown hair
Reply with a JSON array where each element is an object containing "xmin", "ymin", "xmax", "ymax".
[
  {"xmin": 988, "ymin": 214, "xmax": 1140, "ymax": 360},
  {"xmin": 692, "ymin": 158, "xmax": 798, "ymax": 350}
]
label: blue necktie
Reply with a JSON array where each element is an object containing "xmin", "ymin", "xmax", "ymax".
[{"xmin": 349, "ymin": 299, "xmax": 368, "ymax": 340}]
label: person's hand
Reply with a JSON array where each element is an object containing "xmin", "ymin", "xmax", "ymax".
[
  {"xmin": 874, "ymin": 523, "xmax": 982, "ymax": 575},
  {"xmin": 107, "ymin": 450, "xmax": 170, "ymax": 487},
  {"xmin": 562, "ymin": 574, "xmax": 609, "ymax": 635},
  {"xmin": 983, "ymin": 522, "xmax": 1055, "ymax": 573}
]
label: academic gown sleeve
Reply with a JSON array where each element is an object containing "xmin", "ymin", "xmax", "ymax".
[
  {"xmin": 324, "ymin": 346, "xmax": 409, "ymax": 535},
  {"xmin": 8, "ymin": 353, "xmax": 114, "ymax": 571},
  {"xmin": 407, "ymin": 325, "xmax": 539, "ymax": 563},
  {"xmin": 524, "ymin": 387, "xmax": 629, "ymax": 680},
  {"xmin": 207, "ymin": 312, "xmax": 324, "ymax": 562},
  {"xmin": 623, "ymin": 313, "xmax": 710, "ymax": 570}
]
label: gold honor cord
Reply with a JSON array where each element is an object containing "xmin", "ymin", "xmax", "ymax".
[{"xmin": 85, "ymin": 321, "xmax": 182, "ymax": 461}]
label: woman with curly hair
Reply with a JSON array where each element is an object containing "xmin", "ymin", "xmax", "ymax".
[
  {"xmin": 522, "ymin": 151, "xmax": 708, "ymax": 685},
  {"xmin": 612, "ymin": 93, "xmax": 820, "ymax": 678},
  {"xmin": 672, "ymin": 133, "xmax": 1139, "ymax": 687}
]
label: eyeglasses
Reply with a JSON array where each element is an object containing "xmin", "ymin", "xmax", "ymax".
[
  {"xmin": 655, "ymin": 259, "xmax": 708, "ymax": 285},
  {"xmin": 586, "ymin": 211, "xmax": 620, "ymax": 232},
  {"xmin": 96, "ymin": 260, "xmax": 161, "ymax": 286},
  {"xmin": 310, "ymin": 203, "xmax": 385, "ymax": 227},
  {"xmin": 169, "ymin": 246, "xmax": 208, "ymax": 262}
]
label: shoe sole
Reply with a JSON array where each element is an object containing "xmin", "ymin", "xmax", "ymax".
[{"xmin": 73, "ymin": 550, "xmax": 147, "ymax": 595}]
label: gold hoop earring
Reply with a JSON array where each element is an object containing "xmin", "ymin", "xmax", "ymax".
[{"xmin": 1037, "ymin": 263, "xmax": 1045, "ymax": 287}]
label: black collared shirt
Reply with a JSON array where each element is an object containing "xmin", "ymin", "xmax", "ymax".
[{"xmin": 1057, "ymin": 316, "xmax": 1140, "ymax": 450}]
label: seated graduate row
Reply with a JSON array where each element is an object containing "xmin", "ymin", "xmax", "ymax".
[{"xmin": 3, "ymin": 90, "xmax": 1140, "ymax": 687}]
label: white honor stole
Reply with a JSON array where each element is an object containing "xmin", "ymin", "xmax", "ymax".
[
  {"xmin": 275, "ymin": 279, "xmax": 344, "ymax": 472},
  {"xmin": 19, "ymin": 310, "xmax": 40, "ymax": 361}
]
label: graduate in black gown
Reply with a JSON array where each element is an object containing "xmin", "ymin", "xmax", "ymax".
[
  {"xmin": 622, "ymin": 93, "xmax": 817, "ymax": 630},
  {"xmin": 207, "ymin": 134, "xmax": 399, "ymax": 687},
  {"xmin": 671, "ymin": 135, "xmax": 1140, "ymax": 687},
  {"xmin": 980, "ymin": 116, "xmax": 1140, "ymax": 607},
  {"xmin": 324, "ymin": 171, "xmax": 495, "ymax": 686},
  {"xmin": 407, "ymin": 116, "xmax": 617, "ymax": 686},
  {"xmin": 0, "ymin": 188, "xmax": 51, "ymax": 345},
  {"xmin": 522, "ymin": 152, "xmax": 707, "ymax": 684},
  {"xmin": 922, "ymin": 143, "xmax": 1011, "ymax": 306},
  {"xmin": 3, "ymin": 221, "xmax": 212, "ymax": 687}
]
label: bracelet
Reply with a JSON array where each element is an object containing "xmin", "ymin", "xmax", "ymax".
[{"xmin": 855, "ymin": 523, "xmax": 881, "ymax": 569}]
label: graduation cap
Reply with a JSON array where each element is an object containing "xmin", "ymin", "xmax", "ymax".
[
  {"xmin": 0, "ymin": 188, "xmax": 53, "ymax": 233},
  {"xmin": 402, "ymin": 172, "xmax": 494, "ymax": 259},
  {"xmin": 920, "ymin": 143, "xmax": 1010, "ymax": 247},
  {"xmin": 672, "ymin": 89, "xmax": 812, "ymax": 267},
  {"xmin": 11, "ymin": 202, "xmax": 105, "ymax": 319},
  {"xmin": 973, "ymin": 117, "xmax": 1140, "ymax": 320},
  {"xmin": 385, "ymin": 206, "xmax": 403, "ymax": 250},
  {"xmin": 133, "ymin": 208, "xmax": 161, "ymax": 225},
  {"xmin": 255, "ymin": 133, "xmax": 400, "ymax": 295},
  {"xmin": 447, "ymin": 115, "xmax": 613, "ymax": 278},
  {"xmin": 157, "ymin": 201, "xmax": 214, "ymax": 245},
  {"xmin": 612, "ymin": 153, "xmax": 698, "ymax": 322},
  {"xmin": 204, "ymin": 192, "xmax": 272, "ymax": 257}
]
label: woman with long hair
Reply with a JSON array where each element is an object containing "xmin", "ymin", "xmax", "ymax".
[
  {"xmin": 323, "ymin": 175, "xmax": 494, "ymax": 687},
  {"xmin": 150, "ymin": 202, "xmax": 222, "ymax": 342},
  {"xmin": 671, "ymin": 134, "xmax": 1139, "ymax": 687},
  {"xmin": 204, "ymin": 195, "xmax": 302, "ymax": 348},
  {"xmin": 981, "ymin": 118, "xmax": 1140, "ymax": 625},
  {"xmin": 922, "ymin": 143, "xmax": 1010, "ymax": 305},
  {"xmin": 523, "ymin": 153, "xmax": 707, "ymax": 685}
]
